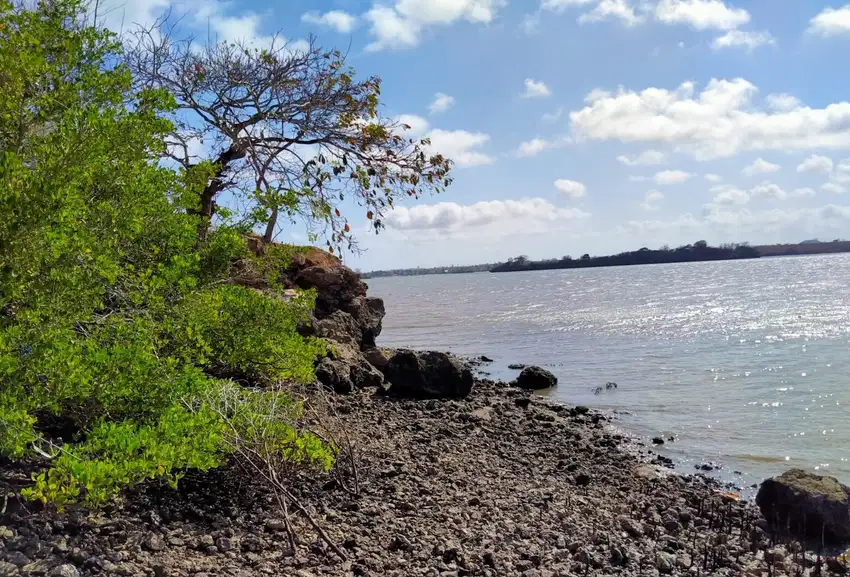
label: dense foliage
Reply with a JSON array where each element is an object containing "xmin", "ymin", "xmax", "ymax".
[{"xmin": 0, "ymin": 0, "xmax": 335, "ymax": 508}]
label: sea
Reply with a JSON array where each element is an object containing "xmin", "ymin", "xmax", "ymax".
[{"xmin": 366, "ymin": 253, "xmax": 850, "ymax": 493}]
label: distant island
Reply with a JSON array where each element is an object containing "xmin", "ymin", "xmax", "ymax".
[{"xmin": 362, "ymin": 239, "xmax": 850, "ymax": 278}]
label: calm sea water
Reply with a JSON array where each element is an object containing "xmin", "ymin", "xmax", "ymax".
[{"xmin": 366, "ymin": 254, "xmax": 850, "ymax": 490}]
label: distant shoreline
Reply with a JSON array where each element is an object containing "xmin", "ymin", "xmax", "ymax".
[{"xmin": 362, "ymin": 240, "xmax": 850, "ymax": 278}]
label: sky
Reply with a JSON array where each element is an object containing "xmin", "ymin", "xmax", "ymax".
[{"xmin": 99, "ymin": 0, "xmax": 850, "ymax": 271}]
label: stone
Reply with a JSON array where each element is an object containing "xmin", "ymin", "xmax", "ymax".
[
  {"xmin": 656, "ymin": 551, "xmax": 676, "ymax": 574},
  {"xmin": 756, "ymin": 468, "xmax": 850, "ymax": 543},
  {"xmin": 317, "ymin": 342, "xmax": 385, "ymax": 393},
  {"xmin": 0, "ymin": 562, "xmax": 19, "ymax": 577},
  {"xmin": 619, "ymin": 516, "xmax": 643, "ymax": 538},
  {"xmin": 385, "ymin": 350, "xmax": 473, "ymax": 399},
  {"xmin": 513, "ymin": 366, "xmax": 557, "ymax": 390},
  {"xmin": 215, "ymin": 537, "xmax": 232, "ymax": 552},
  {"xmin": 363, "ymin": 347, "xmax": 396, "ymax": 371},
  {"xmin": 144, "ymin": 533, "xmax": 166, "ymax": 552},
  {"xmin": 48, "ymin": 565, "xmax": 80, "ymax": 577},
  {"xmin": 5, "ymin": 553, "xmax": 29, "ymax": 568},
  {"xmin": 313, "ymin": 310, "xmax": 360, "ymax": 345}
]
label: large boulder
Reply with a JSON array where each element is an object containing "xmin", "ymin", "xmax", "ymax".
[
  {"xmin": 513, "ymin": 366, "xmax": 558, "ymax": 390},
  {"xmin": 315, "ymin": 342, "xmax": 384, "ymax": 394},
  {"xmin": 313, "ymin": 310, "xmax": 361, "ymax": 345},
  {"xmin": 294, "ymin": 265, "xmax": 366, "ymax": 318},
  {"xmin": 345, "ymin": 296, "xmax": 385, "ymax": 348},
  {"xmin": 384, "ymin": 350, "xmax": 473, "ymax": 399},
  {"xmin": 756, "ymin": 468, "xmax": 850, "ymax": 543}
]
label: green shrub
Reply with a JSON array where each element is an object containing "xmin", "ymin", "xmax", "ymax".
[{"xmin": 0, "ymin": 0, "xmax": 333, "ymax": 509}]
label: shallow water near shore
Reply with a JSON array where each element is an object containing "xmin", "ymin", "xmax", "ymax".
[{"xmin": 367, "ymin": 253, "xmax": 850, "ymax": 490}]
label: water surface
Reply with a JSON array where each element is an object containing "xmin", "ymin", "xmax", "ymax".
[{"xmin": 367, "ymin": 254, "xmax": 850, "ymax": 489}]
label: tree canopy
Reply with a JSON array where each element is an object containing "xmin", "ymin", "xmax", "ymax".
[{"xmin": 124, "ymin": 26, "xmax": 453, "ymax": 251}]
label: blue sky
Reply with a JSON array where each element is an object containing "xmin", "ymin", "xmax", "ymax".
[{"xmin": 102, "ymin": 0, "xmax": 850, "ymax": 271}]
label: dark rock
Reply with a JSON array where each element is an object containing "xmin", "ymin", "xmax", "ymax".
[
  {"xmin": 316, "ymin": 343, "xmax": 385, "ymax": 393},
  {"xmin": 652, "ymin": 437, "xmax": 665, "ymax": 445},
  {"xmin": 605, "ymin": 381, "xmax": 618, "ymax": 390},
  {"xmin": 757, "ymin": 468, "xmax": 850, "ymax": 543},
  {"xmin": 479, "ymin": 356, "xmax": 494, "ymax": 363},
  {"xmin": 514, "ymin": 398, "xmax": 531, "ymax": 409},
  {"xmin": 507, "ymin": 364, "xmax": 525, "ymax": 370},
  {"xmin": 144, "ymin": 533, "xmax": 166, "ymax": 552},
  {"xmin": 385, "ymin": 350, "xmax": 473, "ymax": 399},
  {"xmin": 575, "ymin": 473, "xmax": 591, "ymax": 487},
  {"xmin": 313, "ymin": 310, "xmax": 361, "ymax": 345},
  {"xmin": 348, "ymin": 296, "xmax": 384, "ymax": 348},
  {"xmin": 294, "ymin": 265, "xmax": 365, "ymax": 318},
  {"xmin": 363, "ymin": 347, "xmax": 396, "ymax": 372},
  {"xmin": 513, "ymin": 366, "xmax": 557, "ymax": 390}
]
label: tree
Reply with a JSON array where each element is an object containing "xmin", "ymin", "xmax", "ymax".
[
  {"xmin": 0, "ymin": 0, "xmax": 331, "ymax": 510},
  {"xmin": 124, "ymin": 28, "xmax": 452, "ymax": 249},
  {"xmin": 580, "ymin": 254, "xmax": 591, "ymax": 261},
  {"xmin": 694, "ymin": 240, "xmax": 708, "ymax": 249}
]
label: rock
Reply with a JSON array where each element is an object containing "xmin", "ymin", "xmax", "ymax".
[
  {"xmin": 348, "ymin": 296, "xmax": 385, "ymax": 348},
  {"xmin": 656, "ymin": 551, "xmax": 676, "ymax": 574},
  {"xmin": 513, "ymin": 366, "xmax": 557, "ymax": 390},
  {"xmin": 756, "ymin": 468, "xmax": 850, "ymax": 543},
  {"xmin": 619, "ymin": 516, "xmax": 643, "ymax": 538},
  {"xmin": 144, "ymin": 533, "xmax": 166, "ymax": 552},
  {"xmin": 215, "ymin": 537, "xmax": 232, "ymax": 552},
  {"xmin": 363, "ymin": 347, "xmax": 395, "ymax": 371},
  {"xmin": 0, "ymin": 562, "xmax": 19, "ymax": 577},
  {"xmin": 764, "ymin": 548, "xmax": 785, "ymax": 565},
  {"xmin": 479, "ymin": 356, "xmax": 494, "ymax": 363},
  {"xmin": 313, "ymin": 310, "xmax": 361, "ymax": 345},
  {"xmin": 48, "ymin": 565, "xmax": 80, "ymax": 577},
  {"xmin": 384, "ymin": 350, "xmax": 473, "ymax": 399},
  {"xmin": 266, "ymin": 519, "xmax": 288, "ymax": 532},
  {"xmin": 652, "ymin": 437, "xmax": 665, "ymax": 445},
  {"xmin": 5, "ymin": 553, "xmax": 29, "ymax": 568},
  {"xmin": 317, "ymin": 342, "xmax": 385, "ymax": 393},
  {"xmin": 508, "ymin": 364, "xmax": 526, "ymax": 370}
]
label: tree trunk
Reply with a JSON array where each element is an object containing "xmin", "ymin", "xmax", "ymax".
[
  {"xmin": 190, "ymin": 140, "xmax": 249, "ymax": 240},
  {"xmin": 262, "ymin": 206, "xmax": 278, "ymax": 244}
]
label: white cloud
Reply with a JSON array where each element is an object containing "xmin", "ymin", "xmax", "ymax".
[
  {"xmin": 654, "ymin": 169, "xmax": 692, "ymax": 184},
  {"xmin": 797, "ymin": 154, "xmax": 834, "ymax": 174},
  {"xmin": 743, "ymin": 158, "xmax": 780, "ymax": 176},
  {"xmin": 766, "ymin": 93, "xmax": 802, "ymax": 112},
  {"xmin": 428, "ymin": 93, "xmax": 456, "ymax": 115},
  {"xmin": 822, "ymin": 182, "xmax": 847, "ymax": 194},
  {"xmin": 641, "ymin": 189, "xmax": 664, "ymax": 210},
  {"xmin": 834, "ymin": 159, "xmax": 850, "ymax": 183},
  {"xmin": 554, "ymin": 179, "xmax": 587, "ymax": 198},
  {"xmin": 541, "ymin": 0, "xmax": 595, "ymax": 11},
  {"xmin": 394, "ymin": 115, "xmax": 493, "ymax": 167},
  {"xmin": 522, "ymin": 79, "xmax": 552, "ymax": 99},
  {"xmin": 542, "ymin": 108, "xmax": 564, "ymax": 123},
  {"xmin": 655, "ymin": 0, "xmax": 749, "ymax": 30},
  {"xmin": 704, "ymin": 173, "xmax": 723, "ymax": 182},
  {"xmin": 569, "ymin": 78, "xmax": 850, "ymax": 160},
  {"xmin": 617, "ymin": 149, "xmax": 666, "ymax": 166},
  {"xmin": 793, "ymin": 187, "xmax": 816, "ymax": 197},
  {"xmin": 517, "ymin": 138, "xmax": 549, "ymax": 157},
  {"xmin": 808, "ymin": 5, "xmax": 850, "ymax": 37},
  {"xmin": 384, "ymin": 197, "xmax": 590, "ymax": 234},
  {"xmin": 427, "ymin": 129, "xmax": 494, "ymax": 167},
  {"xmin": 750, "ymin": 181, "xmax": 787, "ymax": 200},
  {"xmin": 711, "ymin": 29, "xmax": 775, "ymax": 51},
  {"xmin": 364, "ymin": 0, "xmax": 503, "ymax": 51},
  {"xmin": 100, "ymin": 0, "xmax": 169, "ymax": 32},
  {"xmin": 301, "ymin": 10, "xmax": 357, "ymax": 33},
  {"xmin": 579, "ymin": 0, "xmax": 644, "ymax": 27},
  {"xmin": 711, "ymin": 184, "xmax": 749, "ymax": 205},
  {"xmin": 629, "ymin": 175, "xmax": 650, "ymax": 182}
]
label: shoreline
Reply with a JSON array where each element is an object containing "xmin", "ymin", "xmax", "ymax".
[{"xmin": 1, "ymin": 378, "xmax": 836, "ymax": 576}]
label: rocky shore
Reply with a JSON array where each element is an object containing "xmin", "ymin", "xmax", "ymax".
[{"xmin": 2, "ymin": 247, "xmax": 849, "ymax": 576}]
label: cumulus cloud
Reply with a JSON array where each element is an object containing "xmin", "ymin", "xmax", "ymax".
[
  {"xmin": 822, "ymin": 182, "xmax": 847, "ymax": 194},
  {"xmin": 711, "ymin": 29, "xmax": 775, "ymax": 51},
  {"xmin": 364, "ymin": 0, "xmax": 503, "ymax": 51},
  {"xmin": 797, "ymin": 154, "xmax": 834, "ymax": 174},
  {"xmin": 522, "ymin": 79, "xmax": 552, "ymax": 99},
  {"xmin": 301, "ymin": 10, "xmax": 357, "ymax": 33},
  {"xmin": 765, "ymin": 93, "xmax": 802, "ymax": 112},
  {"xmin": 808, "ymin": 5, "xmax": 850, "ymax": 37},
  {"xmin": 834, "ymin": 159, "xmax": 850, "ymax": 183},
  {"xmin": 655, "ymin": 0, "xmax": 749, "ymax": 30},
  {"xmin": 793, "ymin": 187, "xmax": 816, "ymax": 197},
  {"xmin": 395, "ymin": 115, "xmax": 494, "ymax": 167},
  {"xmin": 578, "ymin": 0, "xmax": 644, "ymax": 26},
  {"xmin": 704, "ymin": 173, "xmax": 723, "ymax": 182},
  {"xmin": 517, "ymin": 138, "xmax": 549, "ymax": 157},
  {"xmin": 542, "ymin": 108, "xmax": 564, "ymax": 123},
  {"xmin": 384, "ymin": 197, "xmax": 590, "ymax": 235},
  {"xmin": 743, "ymin": 158, "xmax": 780, "ymax": 176},
  {"xmin": 568, "ymin": 78, "xmax": 850, "ymax": 160},
  {"xmin": 750, "ymin": 181, "xmax": 787, "ymax": 200},
  {"xmin": 541, "ymin": 0, "xmax": 595, "ymax": 11},
  {"xmin": 428, "ymin": 93, "xmax": 456, "ymax": 115},
  {"xmin": 554, "ymin": 179, "xmax": 587, "ymax": 198},
  {"xmin": 711, "ymin": 184, "xmax": 749, "ymax": 205},
  {"xmin": 654, "ymin": 170, "xmax": 692, "ymax": 184},
  {"xmin": 641, "ymin": 190, "xmax": 664, "ymax": 210},
  {"xmin": 617, "ymin": 149, "xmax": 665, "ymax": 166}
]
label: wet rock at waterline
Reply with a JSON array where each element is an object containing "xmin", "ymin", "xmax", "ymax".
[
  {"xmin": 512, "ymin": 365, "xmax": 558, "ymax": 390},
  {"xmin": 384, "ymin": 349, "xmax": 474, "ymax": 398},
  {"xmin": 757, "ymin": 468, "xmax": 850, "ymax": 543}
]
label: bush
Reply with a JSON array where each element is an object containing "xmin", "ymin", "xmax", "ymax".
[{"xmin": 0, "ymin": 0, "xmax": 332, "ymax": 509}]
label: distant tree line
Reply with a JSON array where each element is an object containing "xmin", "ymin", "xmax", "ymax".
[
  {"xmin": 490, "ymin": 241, "xmax": 760, "ymax": 273},
  {"xmin": 362, "ymin": 264, "xmax": 495, "ymax": 279}
]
